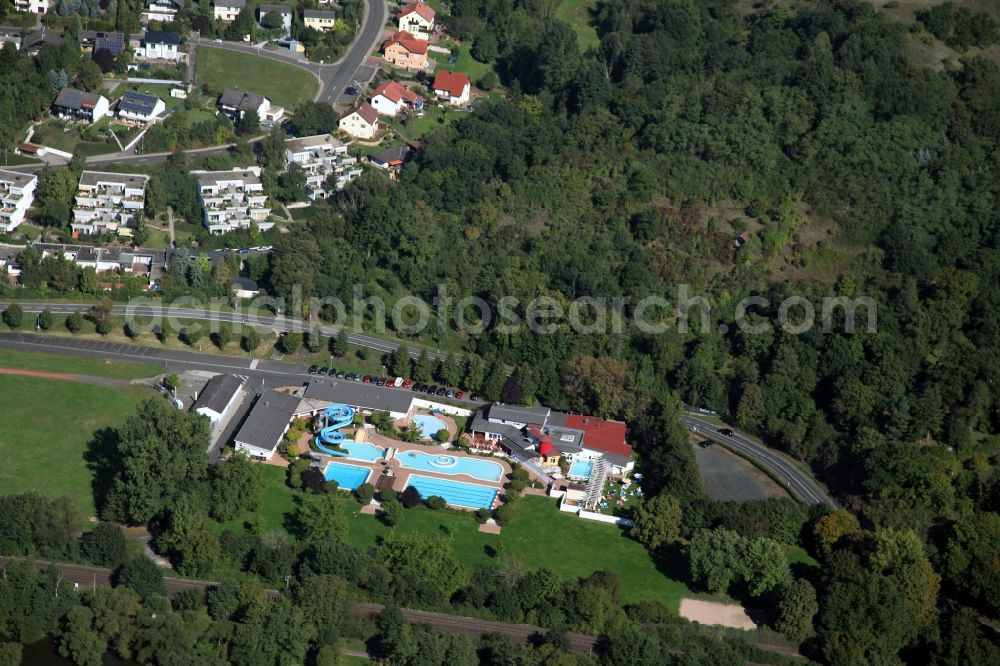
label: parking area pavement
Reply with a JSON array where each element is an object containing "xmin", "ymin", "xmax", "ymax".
[{"xmin": 691, "ymin": 440, "xmax": 788, "ymax": 502}]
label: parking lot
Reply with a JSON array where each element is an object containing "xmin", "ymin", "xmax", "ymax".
[{"xmin": 691, "ymin": 438, "xmax": 788, "ymax": 502}]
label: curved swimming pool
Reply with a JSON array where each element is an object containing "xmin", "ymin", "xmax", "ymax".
[
  {"xmin": 412, "ymin": 414, "xmax": 447, "ymax": 438},
  {"xmin": 397, "ymin": 450, "xmax": 503, "ymax": 482}
]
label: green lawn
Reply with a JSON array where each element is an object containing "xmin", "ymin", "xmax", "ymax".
[
  {"xmin": 0, "ymin": 375, "xmax": 145, "ymax": 518},
  {"xmin": 235, "ymin": 468, "xmax": 690, "ymax": 608},
  {"xmin": 430, "ymin": 42, "xmax": 493, "ymax": 82},
  {"xmin": 196, "ymin": 47, "xmax": 320, "ymax": 109},
  {"xmin": 0, "ymin": 347, "xmax": 162, "ymax": 379},
  {"xmin": 556, "ymin": 0, "xmax": 601, "ymax": 50}
]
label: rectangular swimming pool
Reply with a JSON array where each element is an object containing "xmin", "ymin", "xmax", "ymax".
[
  {"xmin": 405, "ymin": 474, "xmax": 498, "ymax": 510},
  {"xmin": 568, "ymin": 459, "xmax": 594, "ymax": 479},
  {"xmin": 323, "ymin": 462, "xmax": 372, "ymax": 490}
]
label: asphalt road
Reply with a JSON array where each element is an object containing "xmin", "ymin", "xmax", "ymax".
[
  {"xmin": 683, "ymin": 413, "xmax": 836, "ymax": 507},
  {"xmin": 0, "ymin": 556, "xmax": 598, "ymax": 654}
]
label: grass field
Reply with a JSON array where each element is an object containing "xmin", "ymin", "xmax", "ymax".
[
  {"xmin": 231, "ymin": 467, "xmax": 690, "ymax": 607},
  {"xmin": 196, "ymin": 47, "xmax": 320, "ymax": 109},
  {"xmin": 0, "ymin": 375, "xmax": 145, "ymax": 518},
  {"xmin": 556, "ymin": 0, "xmax": 601, "ymax": 50},
  {"xmin": 0, "ymin": 347, "xmax": 162, "ymax": 379}
]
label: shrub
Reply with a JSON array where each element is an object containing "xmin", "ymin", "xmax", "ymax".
[
  {"xmin": 426, "ymin": 495, "xmax": 446, "ymax": 510},
  {"xmin": 66, "ymin": 311, "xmax": 84, "ymax": 333},
  {"xmin": 400, "ymin": 485, "xmax": 422, "ymax": 508},
  {"xmin": 355, "ymin": 483, "xmax": 375, "ymax": 504},
  {"xmin": 474, "ymin": 508, "xmax": 491, "ymax": 524},
  {"xmin": 494, "ymin": 503, "xmax": 514, "ymax": 526},
  {"xmin": 380, "ymin": 497, "xmax": 402, "ymax": 525},
  {"xmin": 80, "ymin": 522, "xmax": 128, "ymax": 568},
  {"xmin": 2, "ymin": 303, "xmax": 23, "ymax": 329},
  {"xmin": 510, "ymin": 479, "xmax": 527, "ymax": 493},
  {"xmin": 116, "ymin": 556, "xmax": 165, "ymax": 600},
  {"xmin": 435, "ymin": 429, "xmax": 450, "ymax": 443},
  {"xmin": 301, "ymin": 467, "xmax": 327, "ymax": 494},
  {"xmin": 377, "ymin": 488, "xmax": 397, "ymax": 503},
  {"xmin": 324, "ymin": 480, "xmax": 340, "ymax": 494}
]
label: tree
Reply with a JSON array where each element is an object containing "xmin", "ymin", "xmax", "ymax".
[
  {"xmin": 211, "ymin": 325, "xmax": 231, "ymax": 350},
  {"xmin": 158, "ymin": 498, "xmax": 220, "ymax": 576},
  {"xmin": 66, "ymin": 311, "xmax": 83, "ymax": 333},
  {"xmin": 413, "ymin": 349, "xmax": 433, "ymax": 382},
  {"xmin": 435, "ymin": 429, "xmax": 450, "ymax": 443},
  {"xmin": 289, "ymin": 101, "xmax": 339, "ymax": 136},
  {"xmin": 295, "ymin": 492, "xmax": 347, "ymax": 544},
  {"xmin": 501, "ymin": 372, "xmax": 526, "ymax": 404},
  {"xmin": 630, "ymin": 494, "xmax": 682, "ymax": 550},
  {"xmin": 306, "ymin": 326, "xmax": 324, "ymax": 353},
  {"xmin": 812, "ymin": 510, "xmax": 860, "ymax": 559},
  {"xmin": 482, "ymin": 360, "xmax": 507, "ymax": 401},
  {"xmin": 942, "ymin": 511, "xmax": 1000, "ymax": 615},
  {"xmin": 463, "ymin": 356, "xmax": 485, "ymax": 390},
  {"xmin": 401, "ymin": 485, "xmax": 422, "ymax": 508},
  {"xmin": 330, "ymin": 329, "xmax": 348, "ymax": 357},
  {"xmin": 2, "ymin": 302, "xmax": 22, "ymax": 329},
  {"xmin": 104, "ymin": 398, "xmax": 211, "ymax": 524},
  {"xmin": 775, "ymin": 578, "xmax": 818, "ymax": 641},
  {"xmin": 374, "ymin": 531, "xmax": 469, "ymax": 599},
  {"xmin": 242, "ymin": 329, "xmax": 260, "ymax": 353},
  {"xmin": 279, "ymin": 331, "xmax": 302, "ymax": 354},
  {"xmin": 471, "ymin": 31, "xmax": 499, "ymax": 63},
  {"xmin": 390, "ymin": 343, "xmax": 411, "ymax": 377},
  {"xmin": 261, "ymin": 10, "xmax": 285, "ymax": 29},
  {"xmin": 92, "ymin": 47, "xmax": 116, "ymax": 73},
  {"xmin": 179, "ymin": 326, "xmax": 202, "ymax": 346},
  {"xmin": 80, "ymin": 522, "xmax": 128, "ymax": 568},
  {"xmin": 355, "ymin": 482, "xmax": 374, "ymax": 504},
  {"xmin": 380, "ymin": 497, "xmax": 402, "ymax": 526},
  {"xmin": 58, "ymin": 606, "xmax": 105, "ymax": 666},
  {"xmin": 562, "ymin": 354, "xmax": 631, "ymax": 418},
  {"xmin": 37, "ymin": 308, "xmax": 53, "ymax": 330},
  {"xmin": 209, "ymin": 452, "xmax": 264, "ymax": 521},
  {"xmin": 441, "ymin": 354, "xmax": 463, "ymax": 386},
  {"xmin": 426, "ymin": 495, "xmax": 446, "ymax": 510},
  {"xmin": 687, "ymin": 529, "xmax": 745, "ymax": 594},
  {"xmin": 237, "ymin": 109, "xmax": 260, "ymax": 136},
  {"xmin": 116, "ymin": 556, "xmax": 165, "ymax": 600}
]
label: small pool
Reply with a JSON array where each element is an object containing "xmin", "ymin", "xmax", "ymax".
[
  {"xmin": 397, "ymin": 450, "xmax": 503, "ymax": 482},
  {"xmin": 405, "ymin": 474, "xmax": 498, "ymax": 510},
  {"xmin": 323, "ymin": 462, "xmax": 371, "ymax": 490},
  {"xmin": 568, "ymin": 459, "xmax": 594, "ymax": 479},
  {"xmin": 412, "ymin": 414, "xmax": 448, "ymax": 438},
  {"xmin": 331, "ymin": 441, "xmax": 385, "ymax": 462}
]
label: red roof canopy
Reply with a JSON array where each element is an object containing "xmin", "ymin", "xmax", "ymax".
[
  {"xmin": 400, "ymin": 1, "xmax": 435, "ymax": 21},
  {"xmin": 564, "ymin": 415, "xmax": 631, "ymax": 458},
  {"xmin": 384, "ymin": 30, "xmax": 428, "ymax": 55},
  {"xmin": 433, "ymin": 70, "xmax": 470, "ymax": 97},
  {"xmin": 539, "ymin": 437, "xmax": 555, "ymax": 456}
]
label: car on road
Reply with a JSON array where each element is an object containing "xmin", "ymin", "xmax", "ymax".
[
  {"xmin": 718, "ymin": 428, "xmax": 735, "ymax": 436},
  {"xmin": 455, "ymin": 391, "xmax": 463, "ymax": 400},
  {"xmin": 308, "ymin": 365, "xmax": 318, "ymax": 374},
  {"xmin": 698, "ymin": 440, "xmax": 714, "ymax": 448},
  {"xmin": 212, "ymin": 39, "xmax": 223, "ymax": 44}
]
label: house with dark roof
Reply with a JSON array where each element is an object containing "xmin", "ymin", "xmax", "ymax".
[
  {"xmin": 118, "ymin": 90, "xmax": 166, "ymax": 125},
  {"xmin": 232, "ymin": 276, "xmax": 260, "ymax": 298},
  {"xmin": 136, "ymin": 31, "xmax": 181, "ymax": 61},
  {"xmin": 338, "ymin": 102, "xmax": 380, "ymax": 139},
  {"xmin": 78, "ymin": 30, "xmax": 126, "ymax": 55},
  {"xmin": 52, "ymin": 87, "xmax": 110, "ymax": 123},
  {"xmin": 234, "ymin": 390, "xmax": 305, "ymax": 459},
  {"xmin": 369, "ymin": 146, "xmax": 413, "ymax": 172},
  {"xmin": 193, "ymin": 374, "xmax": 245, "ymax": 426},
  {"xmin": 217, "ymin": 89, "xmax": 284, "ymax": 123},
  {"xmin": 303, "ymin": 379, "xmax": 415, "ymax": 419},
  {"xmin": 303, "ymin": 9, "xmax": 336, "ymax": 32}
]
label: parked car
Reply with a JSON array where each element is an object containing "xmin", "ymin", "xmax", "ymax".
[
  {"xmin": 212, "ymin": 39, "xmax": 223, "ymax": 44},
  {"xmin": 718, "ymin": 428, "xmax": 735, "ymax": 436},
  {"xmin": 455, "ymin": 391, "xmax": 464, "ymax": 400},
  {"xmin": 376, "ymin": 377, "xmax": 386, "ymax": 386},
  {"xmin": 335, "ymin": 371, "xmax": 346, "ymax": 378},
  {"xmin": 426, "ymin": 385, "xmax": 438, "ymax": 394},
  {"xmin": 393, "ymin": 377, "xmax": 404, "ymax": 388},
  {"xmin": 353, "ymin": 373, "xmax": 363, "ymax": 381},
  {"xmin": 698, "ymin": 440, "xmax": 714, "ymax": 448},
  {"xmin": 470, "ymin": 393, "xmax": 481, "ymax": 401},
  {"xmin": 411, "ymin": 383, "xmax": 422, "ymax": 391},
  {"xmin": 308, "ymin": 365, "xmax": 318, "ymax": 374},
  {"xmin": 446, "ymin": 390, "xmax": 455, "ymax": 398},
  {"xmin": 362, "ymin": 375, "xmax": 372, "ymax": 383},
  {"xmin": 317, "ymin": 367, "xmax": 329, "ymax": 376},
  {"xmin": 345, "ymin": 85, "xmax": 359, "ymax": 95},
  {"xmin": 402, "ymin": 379, "xmax": 412, "ymax": 389},
  {"xmin": 435, "ymin": 387, "xmax": 447, "ymax": 396}
]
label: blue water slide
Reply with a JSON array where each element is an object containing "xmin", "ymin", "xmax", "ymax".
[{"xmin": 314, "ymin": 404, "xmax": 356, "ymax": 455}]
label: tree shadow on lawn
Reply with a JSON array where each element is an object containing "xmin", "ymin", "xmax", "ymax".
[
  {"xmin": 648, "ymin": 541, "xmax": 694, "ymax": 587},
  {"xmin": 84, "ymin": 426, "xmax": 120, "ymax": 518}
]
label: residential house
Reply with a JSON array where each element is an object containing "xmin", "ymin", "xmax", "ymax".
[
  {"xmin": 382, "ymin": 30, "xmax": 428, "ymax": 70},
  {"xmin": 0, "ymin": 170, "xmax": 38, "ymax": 233},
  {"xmin": 52, "ymin": 87, "xmax": 110, "ymax": 123},
  {"xmin": 214, "ymin": 0, "xmax": 245, "ymax": 23},
  {"xmin": 71, "ymin": 171, "xmax": 148, "ymax": 237},
  {"xmin": 369, "ymin": 145, "xmax": 412, "ymax": 171},
  {"xmin": 338, "ymin": 102, "xmax": 379, "ymax": 139},
  {"xmin": 194, "ymin": 167, "xmax": 273, "ymax": 235},
  {"xmin": 142, "ymin": 0, "xmax": 183, "ymax": 23},
  {"xmin": 78, "ymin": 30, "xmax": 126, "ymax": 55},
  {"xmin": 369, "ymin": 80, "xmax": 423, "ymax": 117},
  {"xmin": 117, "ymin": 90, "xmax": 166, "ymax": 125},
  {"xmin": 284, "ymin": 134, "xmax": 361, "ymax": 199},
  {"xmin": 193, "ymin": 374, "xmax": 245, "ymax": 426},
  {"xmin": 303, "ymin": 9, "xmax": 336, "ymax": 31},
  {"xmin": 432, "ymin": 70, "xmax": 471, "ymax": 106},
  {"xmin": 257, "ymin": 4, "xmax": 292, "ymax": 31},
  {"xmin": 217, "ymin": 89, "xmax": 284, "ymax": 123},
  {"xmin": 13, "ymin": 0, "xmax": 48, "ymax": 14},
  {"xmin": 22, "ymin": 28, "xmax": 63, "ymax": 55},
  {"xmin": 231, "ymin": 276, "xmax": 260, "ymax": 298},
  {"xmin": 135, "ymin": 31, "xmax": 181, "ymax": 61},
  {"xmin": 398, "ymin": 2, "xmax": 435, "ymax": 40},
  {"xmin": 32, "ymin": 243, "xmax": 164, "ymax": 283},
  {"xmin": 0, "ymin": 28, "xmax": 22, "ymax": 50}
]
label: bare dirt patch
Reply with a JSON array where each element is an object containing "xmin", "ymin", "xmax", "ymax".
[{"xmin": 679, "ymin": 598, "xmax": 760, "ymax": 630}]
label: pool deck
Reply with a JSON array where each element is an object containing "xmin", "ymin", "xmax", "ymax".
[{"xmin": 314, "ymin": 435, "xmax": 513, "ymax": 510}]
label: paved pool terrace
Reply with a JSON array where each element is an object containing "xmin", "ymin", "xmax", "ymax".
[{"xmin": 316, "ymin": 438, "xmax": 514, "ymax": 510}]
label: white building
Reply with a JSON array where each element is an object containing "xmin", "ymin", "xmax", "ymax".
[
  {"xmin": 257, "ymin": 4, "xmax": 292, "ymax": 31},
  {"xmin": 52, "ymin": 87, "xmax": 110, "ymax": 124},
  {"xmin": 432, "ymin": 70, "xmax": 471, "ymax": 106},
  {"xmin": 218, "ymin": 89, "xmax": 284, "ymax": 123},
  {"xmin": 234, "ymin": 390, "xmax": 305, "ymax": 460},
  {"xmin": 117, "ymin": 90, "xmax": 166, "ymax": 125},
  {"xmin": 303, "ymin": 9, "xmax": 336, "ymax": 32},
  {"xmin": 0, "ymin": 170, "xmax": 38, "ymax": 233},
  {"xmin": 194, "ymin": 167, "xmax": 273, "ymax": 235},
  {"xmin": 135, "ymin": 31, "xmax": 181, "ymax": 61},
  {"xmin": 214, "ymin": 0, "xmax": 245, "ymax": 23},
  {"xmin": 284, "ymin": 134, "xmax": 362, "ymax": 199},
  {"xmin": 193, "ymin": 374, "xmax": 245, "ymax": 426},
  {"xmin": 71, "ymin": 171, "xmax": 148, "ymax": 237},
  {"xmin": 398, "ymin": 2, "xmax": 435, "ymax": 40},
  {"xmin": 338, "ymin": 102, "xmax": 379, "ymax": 140},
  {"xmin": 142, "ymin": 0, "xmax": 182, "ymax": 23},
  {"xmin": 13, "ymin": 0, "xmax": 48, "ymax": 14},
  {"xmin": 370, "ymin": 80, "xmax": 424, "ymax": 118}
]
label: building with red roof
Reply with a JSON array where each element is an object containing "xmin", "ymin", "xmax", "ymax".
[
  {"xmin": 370, "ymin": 80, "xmax": 425, "ymax": 117},
  {"xmin": 383, "ymin": 30, "xmax": 428, "ymax": 70},
  {"xmin": 432, "ymin": 70, "xmax": 471, "ymax": 106},
  {"xmin": 398, "ymin": 2, "xmax": 436, "ymax": 40}
]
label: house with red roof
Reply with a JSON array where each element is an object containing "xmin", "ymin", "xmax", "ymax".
[
  {"xmin": 432, "ymin": 70, "xmax": 471, "ymax": 106},
  {"xmin": 338, "ymin": 102, "xmax": 380, "ymax": 139},
  {"xmin": 370, "ymin": 80, "xmax": 424, "ymax": 117},
  {"xmin": 383, "ymin": 30, "xmax": 428, "ymax": 70},
  {"xmin": 398, "ymin": 2, "xmax": 435, "ymax": 40}
]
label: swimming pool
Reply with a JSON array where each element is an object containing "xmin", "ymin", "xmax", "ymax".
[
  {"xmin": 329, "ymin": 441, "xmax": 385, "ymax": 462},
  {"xmin": 568, "ymin": 459, "xmax": 594, "ymax": 479},
  {"xmin": 412, "ymin": 414, "xmax": 448, "ymax": 438},
  {"xmin": 397, "ymin": 450, "xmax": 503, "ymax": 482},
  {"xmin": 323, "ymin": 462, "xmax": 372, "ymax": 490},
  {"xmin": 405, "ymin": 474, "xmax": 498, "ymax": 510}
]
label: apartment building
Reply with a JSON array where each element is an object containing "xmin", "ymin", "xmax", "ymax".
[
  {"xmin": 194, "ymin": 168, "xmax": 273, "ymax": 235},
  {"xmin": 0, "ymin": 170, "xmax": 38, "ymax": 233},
  {"xmin": 284, "ymin": 134, "xmax": 362, "ymax": 200},
  {"xmin": 71, "ymin": 171, "xmax": 148, "ymax": 237}
]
